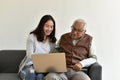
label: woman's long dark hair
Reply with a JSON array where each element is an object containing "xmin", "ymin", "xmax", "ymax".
[{"xmin": 30, "ymin": 15, "xmax": 56, "ymax": 42}]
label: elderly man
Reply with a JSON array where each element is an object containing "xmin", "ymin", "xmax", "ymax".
[{"xmin": 58, "ymin": 19, "xmax": 97, "ymax": 80}]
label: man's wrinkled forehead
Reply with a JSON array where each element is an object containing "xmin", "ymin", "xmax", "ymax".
[
  {"xmin": 72, "ymin": 22, "xmax": 85, "ymax": 30},
  {"xmin": 73, "ymin": 21, "xmax": 85, "ymax": 26}
]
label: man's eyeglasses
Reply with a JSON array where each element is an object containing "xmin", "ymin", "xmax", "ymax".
[{"xmin": 72, "ymin": 27, "xmax": 85, "ymax": 33}]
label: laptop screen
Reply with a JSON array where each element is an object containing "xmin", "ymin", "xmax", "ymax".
[{"xmin": 32, "ymin": 53, "xmax": 67, "ymax": 73}]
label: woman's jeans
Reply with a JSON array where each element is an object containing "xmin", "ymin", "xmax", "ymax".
[{"xmin": 19, "ymin": 64, "xmax": 47, "ymax": 80}]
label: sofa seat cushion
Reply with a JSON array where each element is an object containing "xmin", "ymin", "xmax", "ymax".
[{"xmin": 0, "ymin": 73, "xmax": 20, "ymax": 80}]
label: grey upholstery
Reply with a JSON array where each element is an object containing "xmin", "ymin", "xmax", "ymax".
[
  {"xmin": 0, "ymin": 50, "xmax": 102, "ymax": 80},
  {"xmin": 0, "ymin": 50, "xmax": 25, "ymax": 80},
  {"xmin": 88, "ymin": 62, "xmax": 102, "ymax": 80},
  {"xmin": 0, "ymin": 73, "xmax": 20, "ymax": 80}
]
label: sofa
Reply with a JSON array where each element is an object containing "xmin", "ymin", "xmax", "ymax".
[{"xmin": 0, "ymin": 50, "xmax": 102, "ymax": 80}]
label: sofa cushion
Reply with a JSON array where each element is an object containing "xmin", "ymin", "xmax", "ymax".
[
  {"xmin": 0, "ymin": 73, "xmax": 20, "ymax": 80},
  {"xmin": 0, "ymin": 50, "xmax": 26, "ymax": 73}
]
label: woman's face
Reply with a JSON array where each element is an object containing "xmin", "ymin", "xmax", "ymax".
[{"xmin": 43, "ymin": 20, "xmax": 54, "ymax": 36}]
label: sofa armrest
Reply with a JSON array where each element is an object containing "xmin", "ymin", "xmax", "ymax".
[
  {"xmin": 0, "ymin": 50, "xmax": 26, "ymax": 73},
  {"xmin": 88, "ymin": 62, "xmax": 102, "ymax": 80}
]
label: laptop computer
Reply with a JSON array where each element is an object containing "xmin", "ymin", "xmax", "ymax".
[{"xmin": 32, "ymin": 53, "xmax": 67, "ymax": 73}]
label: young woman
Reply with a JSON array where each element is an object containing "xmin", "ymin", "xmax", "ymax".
[{"xmin": 18, "ymin": 15, "xmax": 57, "ymax": 80}]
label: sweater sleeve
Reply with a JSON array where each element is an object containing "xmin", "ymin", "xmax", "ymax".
[
  {"xmin": 26, "ymin": 34, "xmax": 35, "ymax": 58},
  {"xmin": 80, "ymin": 39, "xmax": 97, "ymax": 67}
]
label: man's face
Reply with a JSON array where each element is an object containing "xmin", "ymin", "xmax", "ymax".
[{"xmin": 71, "ymin": 22, "xmax": 85, "ymax": 39}]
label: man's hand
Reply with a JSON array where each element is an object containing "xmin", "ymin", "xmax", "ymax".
[{"xmin": 72, "ymin": 63, "xmax": 82, "ymax": 71}]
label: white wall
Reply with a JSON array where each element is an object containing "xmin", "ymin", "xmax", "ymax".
[{"xmin": 1, "ymin": 0, "xmax": 120, "ymax": 80}]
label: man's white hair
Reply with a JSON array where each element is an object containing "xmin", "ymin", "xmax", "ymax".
[
  {"xmin": 72, "ymin": 19, "xmax": 86, "ymax": 30},
  {"xmin": 74, "ymin": 19, "xmax": 86, "ymax": 25}
]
